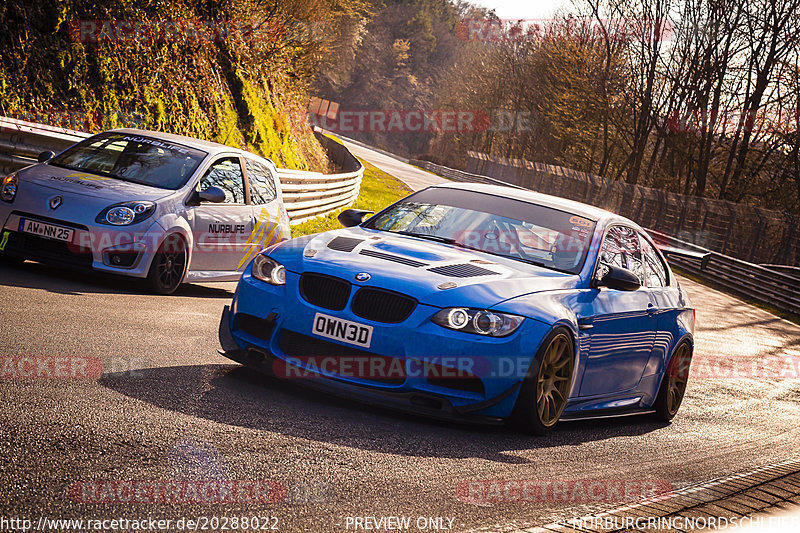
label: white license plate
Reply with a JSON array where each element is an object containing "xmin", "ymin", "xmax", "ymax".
[
  {"xmin": 19, "ymin": 219, "xmax": 74, "ymax": 242},
  {"xmin": 312, "ymin": 313, "xmax": 373, "ymax": 348}
]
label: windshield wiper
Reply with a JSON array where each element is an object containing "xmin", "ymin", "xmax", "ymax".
[{"xmin": 392, "ymin": 230, "xmax": 456, "ymax": 244}]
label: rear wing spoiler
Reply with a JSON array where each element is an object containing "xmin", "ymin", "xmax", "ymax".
[{"xmin": 659, "ymin": 246, "xmax": 712, "ymax": 269}]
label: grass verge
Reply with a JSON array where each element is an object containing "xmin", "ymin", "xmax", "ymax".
[{"xmin": 291, "ymin": 159, "xmax": 412, "ymax": 238}]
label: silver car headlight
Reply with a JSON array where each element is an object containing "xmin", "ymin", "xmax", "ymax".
[
  {"xmin": 432, "ymin": 308, "xmax": 524, "ymax": 337},
  {"xmin": 252, "ymin": 255, "xmax": 286, "ymax": 285},
  {"xmin": 1, "ymin": 172, "xmax": 18, "ymax": 203},
  {"xmin": 96, "ymin": 201, "xmax": 156, "ymax": 226}
]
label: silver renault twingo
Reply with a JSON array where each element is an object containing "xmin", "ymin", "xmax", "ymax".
[{"xmin": 0, "ymin": 129, "xmax": 290, "ymax": 294}]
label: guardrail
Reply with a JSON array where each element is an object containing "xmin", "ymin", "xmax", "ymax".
[
  {"xmin": 648, "ymin": 231, "xmax": 800, "ymax": 316},
  {"xmin": 410, "ymin": 158, "xmax": 800, "ymax": 316},
  {"xmin": 464, "ymin": 150, "xmax": 800, "ymax": 268},
  {"xmin": 409, "ymin": 158, "xmax": 523, "ymax": 188},
  {"xmin": 0, "ymin": 116, "xmax": 363, "ymax": 226}
]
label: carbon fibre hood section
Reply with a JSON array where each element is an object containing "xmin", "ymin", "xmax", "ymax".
[{"xmin": 266, "ymin": 228, "xmax": 580, "ymax": 309}]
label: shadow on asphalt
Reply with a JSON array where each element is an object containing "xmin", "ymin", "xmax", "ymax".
[
  {"xmin": 0, "ymin": 260, "xmax": 235, "ymax": 298},
  {"xmin": 100, "ymin": 364, "xmax": 668, "ymax": 463}
]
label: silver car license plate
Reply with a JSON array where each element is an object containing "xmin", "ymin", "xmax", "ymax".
[{"xmin": 19, "ymin": 218, "xmax": 74, "ymax": 242}]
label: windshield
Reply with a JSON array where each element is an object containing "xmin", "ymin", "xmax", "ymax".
[
  {"xmin": 365, "ymin": 188, "xmax": 596, "ymax": 274},
  {"xmin": 50, "ymin": 132, "xmax": 207, "ymax": 190}
]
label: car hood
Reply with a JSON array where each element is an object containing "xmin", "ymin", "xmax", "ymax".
[
  {"xmin": 18, "ymin": 163, "xmax": 175, "ymax": 201},
  {"xmin": 268, "ymin": 228, "xmax": 581, "ymax": 308}
]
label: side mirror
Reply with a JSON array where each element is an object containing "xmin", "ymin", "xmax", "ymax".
[
  {"xmin": 338, "ymin": 209, "xmax": 374, "ymax": 227},
  {"xmin": 197, "ymin": 186, "xmax": 227, "ymax": 204},
  {"xmin": 596, "ymin": 264, "xmax": 641, "ymax": 291},
  {"xmin": 38, "ymin": 151, "xmax": 55, "ymax": 163}
]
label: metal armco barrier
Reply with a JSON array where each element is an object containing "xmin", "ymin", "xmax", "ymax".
[
  {"xmin": 648, "ymin": 231, "xmax": 800, "ymax": 316},
  {"xmin": 0, "ymin": 116, "xmax": 363, "ymax": 226},
  {"xmin": 409, "ymin": 159, "xmax": 800, "ymax": 316},
  {"xmin": 409, "ymin": 158, "xmax": 524, "ymax": 189},
  {"xmin": 462, "ymin": 151, "xmax": 800, "ymax": 268}
]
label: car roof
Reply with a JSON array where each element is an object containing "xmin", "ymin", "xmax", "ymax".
[
  {"xmin": 427, "ymin": 181, "xmax": 627, "ymax": 224},
  {"xmin": 108, "ymin": 128, "xmax": 245, "ymax": 155}
]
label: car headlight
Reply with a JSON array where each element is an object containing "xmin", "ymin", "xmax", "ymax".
[
  {"xmin": 252, "ymin": 255, "xmax": 286, "ymax": 285},
  {"xmin": 432, "ymin": 308, "xmax": 524, "ymax": 337},
  {"xmin": 1, "ymin": 173, "xmax": 18, "ymax": 203},
  {"xmin": 96, "ymin": 201, "xmax": 156, "ymax": 226}
]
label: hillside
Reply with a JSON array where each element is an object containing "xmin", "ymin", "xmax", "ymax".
[{"xmin": 0, "ymin": 0, "xmax": 367, "ymax": 171}]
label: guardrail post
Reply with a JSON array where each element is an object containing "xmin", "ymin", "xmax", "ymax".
[
  {"xmin": 654, "ymin": 189, "xmax": 666, "ymax": 231},
  {"xmin": 698, "ymin": 198, "xmax": 710, "ymax": 246},
  {"xmin": 675, "ymin": 197, "xmax": 688, "ymax": 236},
  {"xmin": 780, "ymin": 212, "xmax": 796, "ymax": 265},
  {"xmin": 749, "ymin": 207, "xmax": 765, "ymax": 262},
  {"xmin": 721, "ymin": 202, "xmax": 736, "ymax": 255}
]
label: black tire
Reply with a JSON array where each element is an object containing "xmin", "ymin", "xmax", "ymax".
[
  {"xmin": 653, "ymin": 341, "xmax": 692, "ymax": 422},
  {"xmin": 146, "ymin": 234, "xmax": 187, "ymax": 295},
  {"xmin": 511, "ymin": 327, "xmax": 575, "ymax": 435}
]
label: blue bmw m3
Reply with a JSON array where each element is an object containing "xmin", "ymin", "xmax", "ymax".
[{"xmin": 218, "ymin": 183, "xmax": 695, "ymax": 434}]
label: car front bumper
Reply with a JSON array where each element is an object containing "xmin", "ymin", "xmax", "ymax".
[
  {"xmin": 0, "ymin": 204, "xmax": 165, "ymax": 278},
  {"xmin": 219, "ymin": 269, "xmax": 555, "ymax": 420}
]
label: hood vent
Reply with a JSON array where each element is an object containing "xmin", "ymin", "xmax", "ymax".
[
  {"xmin": 359, "ymin": 249, "xmax": 429, "ymax": 268},
  {"xmin": 428, "ymin": 263, "xmax": 499, "ymax": 278},
  {"xmin": 327, "ymin": 236, "xmax": 364, "ymax": 252}
]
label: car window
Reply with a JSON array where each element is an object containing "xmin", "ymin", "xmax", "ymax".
[
  {"xmin": 50, "ymin": 133, "xmax": 206, "ymax": 190},
  {"xmin": 199, "ymin": 157, "xmax": 245, "ymax": 204},
  {"xmin": 599, "ymin": 225, "xmax": 645, "ymax": 285},
  {"xmin": 639, "ymin": 234, "xmax": 668, "ymax": 287},
  {"xmin": 365, "ymin": 188, "xmax": 597, "ymax": 274},
  {"xmin": 245, "ymin": 158, "xmax": 277, "ymax": 205}
]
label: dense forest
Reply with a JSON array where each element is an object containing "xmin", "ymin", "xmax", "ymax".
[
  {"xmin": 315, "ymin": 0, "xmax": 800, "ymax": 215},
  {"xmin": 1, "ymin": 0, "xmax": 798, "ymax": 214}
]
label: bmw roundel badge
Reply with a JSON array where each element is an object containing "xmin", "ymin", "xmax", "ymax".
[{"xmin": 355, "ymin": 272, "xmax": 371, "ymax": 282}]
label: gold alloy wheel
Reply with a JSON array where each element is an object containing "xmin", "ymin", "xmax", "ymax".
[
  {"xmin": 536, "ymin": 333, "xmax": 573, "ymax": 426},
  {"xmin": 666, "ymin": 343, "xmax": 691, "ymax": 416}
]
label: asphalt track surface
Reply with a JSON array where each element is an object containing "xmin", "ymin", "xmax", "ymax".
[{"xmin": 1, "ymin": 146, "xmax": 799, "ymax": 532}]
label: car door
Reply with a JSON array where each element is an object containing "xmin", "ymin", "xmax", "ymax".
[
  {"xmin": 187, "ymin": 155, "xmax": 256, "ymax": 272},
  {"xmin": 234, "ymin": 157, "xmax": 289, "ymax": 271},
  {"xmin": 638, "ymin": 232, "xmax": 679, "ymax": 369},
  {"xmin": 578, "ymin": 225, "xmax": 657, "ymax": 397}
]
